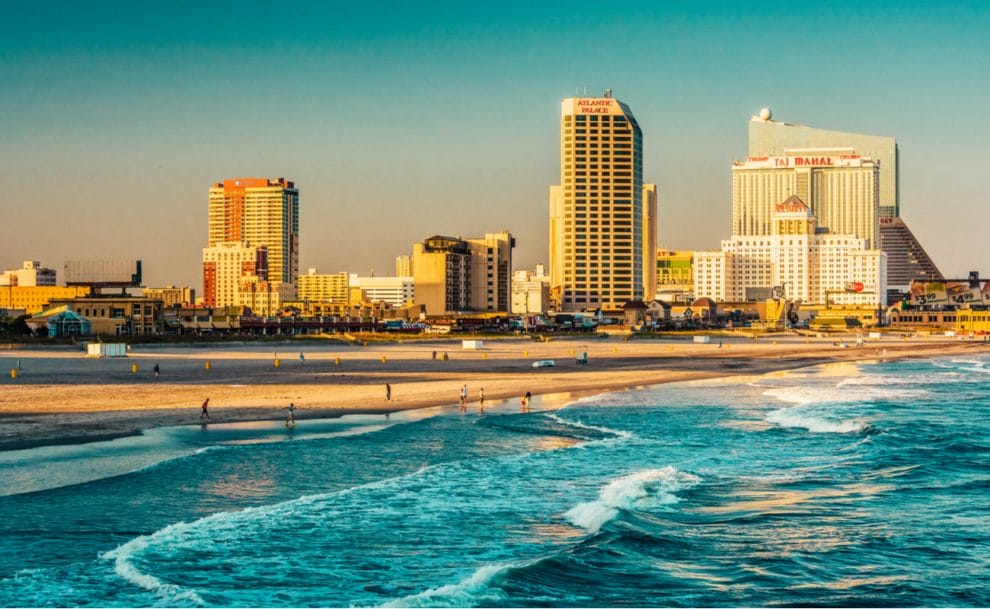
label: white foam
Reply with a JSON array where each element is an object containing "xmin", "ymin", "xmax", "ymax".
[
  {"xmin": 102, "ymin": 525, "xmax": 205, "ymax": 605},
  {"xmin": 764, "ymin": 383, "xmax": 927, "ymax": 406},
  {"xmin": 546, "ymin": 413, "xmax": 634, "ymax": 440},
  {"xmin": 382, "ymin": 563, "xmax": 511, "ymax": 607},
  {"xmin": 564, "ymin": 466, "xmax": 701, "ymax": 533},
  {"xmin": 765, "ymin": 407, "xmax": 866, "ymax": 434}
]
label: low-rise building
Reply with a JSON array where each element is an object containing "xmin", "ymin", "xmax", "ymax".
[
  {"xmin": 46, "ymin": 295, "xmax": 164, "ymax": 336},
  {"xmin": 511, "ymin": 268, "xmax": 551, "ymax": 314},
  {"xmin": 0, "ymin": 286, "xmax": 92, "ymax": 315},
  {"xmin": 0, "ymin": 260, "xmax": 57, "ymax": 287},
  {"xmin": 143, "ymin": 286, "xmax": 195, "ymax": 308},
  {"xmin": 349, "ymin": 275, "xmax": 414, "ymax": 308},
  {"xmin": 298, "ymin": 269, "xmax": 350, "ymax": 304}
]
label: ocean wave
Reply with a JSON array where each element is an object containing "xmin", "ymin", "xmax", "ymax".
[
  {"xmin": 102, "ymin": 528, "xmax": 205, "ymax": 606},
  {"xmin": 545, "ymin": 413, "xmax": 634, "ymax": 441},
  {"xmin": 765, "ymin": 407, "xmax": 866, "ymax": 434},
  {"xmin": 564, "ymin": 467, "xmax": 701, "ymax": 533},
  {"xmin": 382, "ymin": 563, "xmax": 514, "ymax": 607},
  {"xmin": 98, "ymin": 462, "xmax": 451, "ymax": 602},
  {"xmin": 763, "ymin": 384, "xmax": 927, "ymax": 406},
  {"xmin": 126, "ymin": 444, "xmax": 227, "ymax": 476}
]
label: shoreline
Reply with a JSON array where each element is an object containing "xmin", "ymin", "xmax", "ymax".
[{"xmin": 1, "ymin": 336, "xmax": 986, "ymax": 452}]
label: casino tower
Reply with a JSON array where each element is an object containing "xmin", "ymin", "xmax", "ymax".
[{"xmin": 549, "ymin": 90, "xmax": 657, "ymax": 311}]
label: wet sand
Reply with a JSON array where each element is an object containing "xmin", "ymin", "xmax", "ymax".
[{"xmin": 1, "ymin": 334, "xmax": 986, "ymax": 451}]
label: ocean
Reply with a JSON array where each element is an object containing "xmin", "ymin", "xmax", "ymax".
[{"xmin": 0, "ymin": 354, "xmax": 988, "ymax": 607}]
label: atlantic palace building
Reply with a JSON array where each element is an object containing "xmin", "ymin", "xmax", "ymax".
[{"xmin": 550, "ymin": 91, "xmax": 657, "ymax": 311}]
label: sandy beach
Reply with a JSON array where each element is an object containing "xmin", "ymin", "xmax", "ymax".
[{"xmin": 1, "ymin": 333, "xmax": 986, "ymax": 451}]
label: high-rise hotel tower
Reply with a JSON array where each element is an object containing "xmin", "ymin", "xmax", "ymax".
[
  {"xmin": 204, "ymin": 178, "xmax": 299, "ymax": 307},
  {"xmin": 550, "ymin": 91, "xmax": 657, "ymax": 311},
  {"xmin": 207, "ymin": 178, "xmax": 299, "ymax": 285},
  {"xmin": 746, "ymin": 109, "xmax": 942, "ymax": 295}
]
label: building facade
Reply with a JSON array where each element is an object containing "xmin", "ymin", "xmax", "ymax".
[
  {"xmin": 749, "ymin": 110, "xmax": 940, "ymax": 300},
  {"xmin": 656, "ymin": 249, "xmax": 694, "ymax": 301},
  {"xmin": 0, "ymin": 286, "xmax": 92, "ymax": 315},
  {"xmin": 143, "ymin": 286, "xmax": 195, "ymax": 308},
  {"xmin": 298, "ymin": 269, "xmax": 350, "ymax": 304},
  {"xmin": 395, "ymin": 255, "xmax": 413, "ymax": 277},
  {"xmin": 47, "ymin": 295, "xmax": 164, "ymax": 336},
  {"xmin": 412, "ymin": 232, "xmax": 513, "ymax": 315},
  {"xmin": 642, "ymin": 184, "xmax": 658, "ymax": 304},
  {"xmin": 550, "ymin": 92, "xmax": 655, "ymax": 311},
  {"xmin": 350, "ymin": 275, "xmax": 415, "ymax": 308},
  {"xmin": 511, "ymin": 269, "xmax": 552, "ymax": 314},
  {"xmin": 202, "ymin": 242, "xmax": 268, "ymax": 307},
  {"xmin": 0, "ymin": 261, "xmax": 56, "ymax": 287},
  {"xmin": 749, "ymin": 110, "xmax": 898, "ymax": 217},
  {"xmin": 694, "ymin": 197, "xmax": 886, "ymax": 306},
  {"xmin": 732, "ymin": 154, "xmax": 880, "ymax": 249},
  {"xmin": 207, "ymin": 178, "xmax": 299, "ymax": 289}
]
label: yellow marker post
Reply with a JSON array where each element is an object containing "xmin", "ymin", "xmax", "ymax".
[
  {"xmin": 274, "ymin": 359, "xmax": 281, "ymax": 368},
  {"xmin": 10, "ymin": 369, "xmax": 17, "ymax": 380},
  {"xmin": 612, "ymin": 347, "xmax": 617, "ymax": 353},
  {"xmin": 481, "ymin": 353, "xmax": 487, "ymax": 359},
  {"xmin": 335, "ymin": 357, "xmax": 341, "ymax": 365},
  {"xmin": 381, "ymin": 356, "xmax": 387, "ymax": 364},
  {"xmin": 131, "ymin": 364, "xmax": 138, "ymax": 373},
  {"xmin": 205, "ymin": 361, "xmax": 212, "ymax": 370},
  {"xmin": 523, "ymin": 351, "xmax": 528, "ymax": 357}
]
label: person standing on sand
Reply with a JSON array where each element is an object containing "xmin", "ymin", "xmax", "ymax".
[
  {"xmin": 299, "ymin": 353, "xmax": 305, "ymax": 366},
  {"xmin": 386, "ymin": 383, "xmax": 392, "ymax": 401},
  {"xmin": 459, "ymin": 385, "xmax": 468, "ymax": 412},
  {"xmin": 286, "ymin": 402, "xmax": 297, "ymax": 425},
  {"xmin": 479, "ymin": 387, "xmax": 485, "ymax": 412},
  {"xmin": 153, "ymin": 363, "xmax": 160, "ymax": 379},
  {"xmin": 200, "ymin": 398, "xmax": 210, "ymax": 420},
  {"xmin": 522, "ymin": 391, "xmax": 531, "ymax": 411}
]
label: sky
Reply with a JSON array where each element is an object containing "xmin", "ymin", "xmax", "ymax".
[{"xmin": 1, "ymin": 1, "xmax": 988, "ymax": 290}]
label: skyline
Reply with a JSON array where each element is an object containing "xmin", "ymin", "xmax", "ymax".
[{"xmin": 2, "ymin": 2, "xmax": 988, "ymax": 290}]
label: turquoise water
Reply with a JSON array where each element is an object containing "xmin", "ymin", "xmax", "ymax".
[{"xmin": 1, "ymin": 355, "xmax": 988, "ymax": 607}]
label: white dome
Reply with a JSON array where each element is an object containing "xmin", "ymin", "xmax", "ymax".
[{"xmin": 759, "ymin": 107, "xmax": 772, "ymax": 121}]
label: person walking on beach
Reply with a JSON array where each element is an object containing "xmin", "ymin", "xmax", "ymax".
[
  {"xmin": 479, "ymin": 387, "xmax": 485, "ymax": 413},
  {"xmin": 299, "ymin": 352, "xmax": 305, "ymax": 366},
  {"xmin": 522, "ymin": 391, "xmax": 531, "ymax": 411},
  {"xmin": 459, "ymin": 384, "xmax": 468, "ymax": 412},
  {"xmin": 153, "ymin": 363, "xmax": 160, "ymax": 380},
  {"xmin": 286, "ymin": 402, "xmax": 297, "ymax": 426},
  {"xmin": 200, "ymin": 398, "xmax": 210, "ymax": 420},
  {"xmin": 386, "ymin": 383, "xmax": 392, "ymax": 401}
]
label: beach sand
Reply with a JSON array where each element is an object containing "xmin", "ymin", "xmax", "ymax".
[{"xmin": 1, "ymin": 334, "xmax": 986, "ymax": 451}]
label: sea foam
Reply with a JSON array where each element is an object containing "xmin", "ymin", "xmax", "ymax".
[
  {"xmin": 382, "ymin": 563, "xmax": 513, "ymax": 608},
  {"xmin": 102, "ymin": 526, "xmax": 205, "ymax": 606},
  {"xmin": 765, "ymin": 407, "xmax": 866, "ymax": 434},
  {"xmin": 565, "ymin": 467, "xmax": 701, "ymax": 533}
]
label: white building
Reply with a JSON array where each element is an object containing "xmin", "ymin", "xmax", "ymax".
[
  {"xmin": 511, "ymin": 268, "xmax": 551, "ymax": 314},
  {"xmin": 350, "ymin": 275, "xmax": 414, "ymax": 308},
  {"xmin": 733, "ymin": 154, "xmax": 879, "ymax": 249},
  {"xmin": 0, "ymin": 260, "xmax": 57, "ymax": 287},
  {"xmin": 694, "ymin": 197, "xmax": 886, "ymax": 306}
]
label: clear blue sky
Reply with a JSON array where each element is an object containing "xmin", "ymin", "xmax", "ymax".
[{"xmin": 1, "ymin": 1, "xmax": 987, "ymax": 289}]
